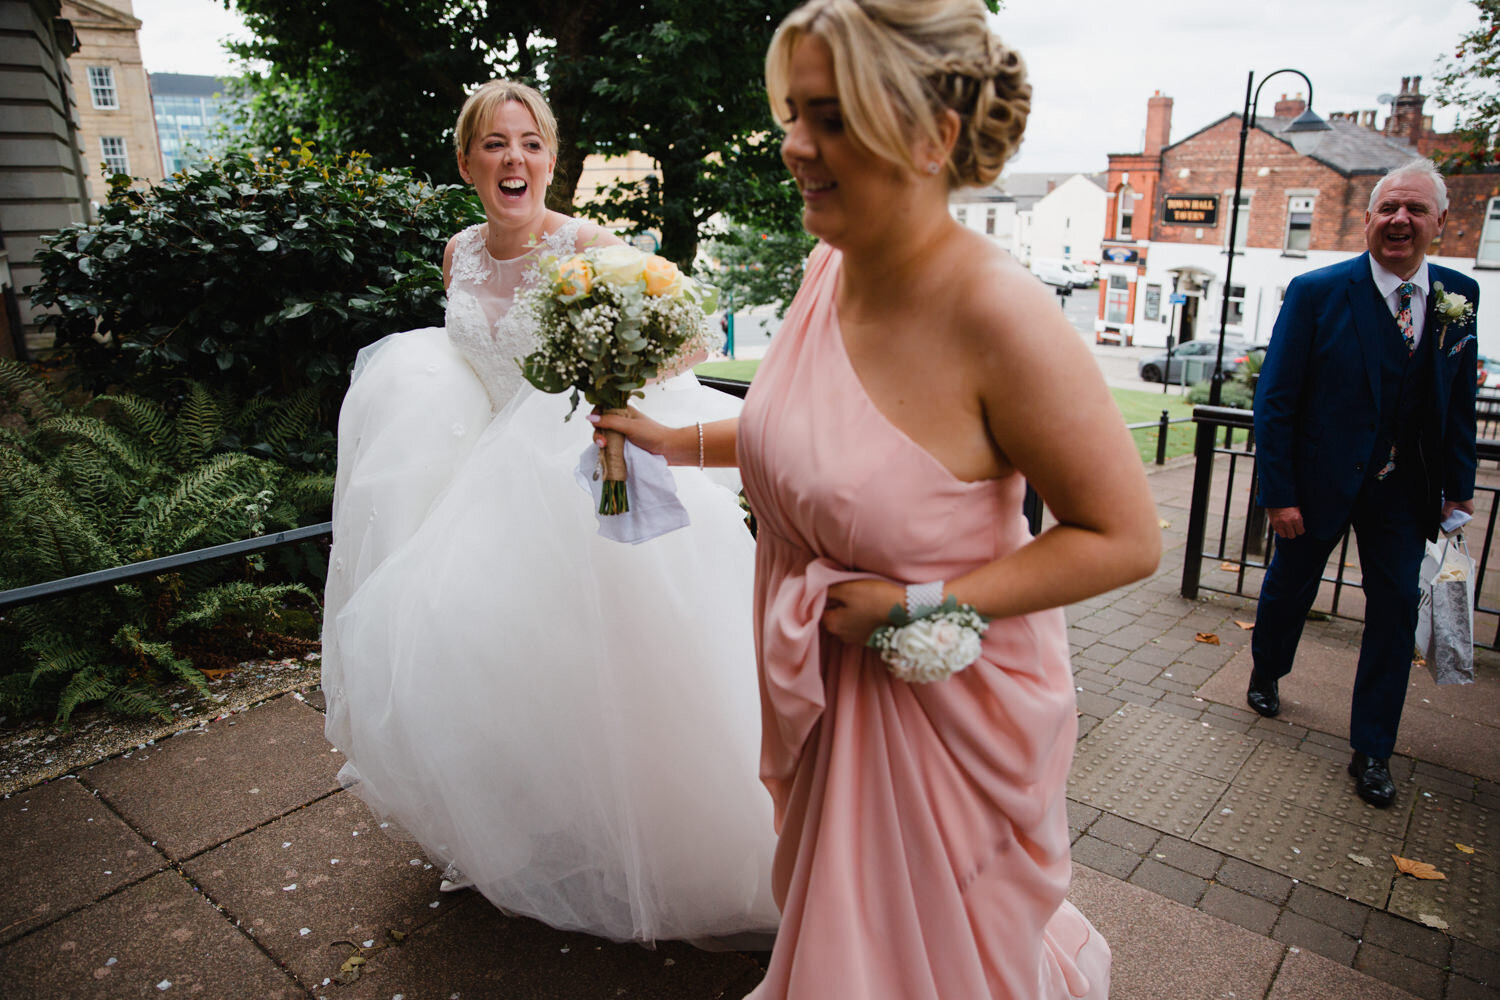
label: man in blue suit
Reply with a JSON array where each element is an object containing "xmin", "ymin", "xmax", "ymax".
[{"xmin": 1248, "ymin": 159, "xmax": 1478, "ymax": 808}]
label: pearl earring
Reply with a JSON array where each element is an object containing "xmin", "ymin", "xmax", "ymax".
[{"xmin": 926, "ymin": 162, "xmax": 941, "ymax": 175}]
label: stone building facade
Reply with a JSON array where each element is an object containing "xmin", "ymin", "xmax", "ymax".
[{"xmin": 60, "ymin": 0, "xmax": 161, "ymax": 206}]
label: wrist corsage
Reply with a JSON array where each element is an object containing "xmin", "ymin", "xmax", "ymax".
[{"xmin": 866, "ymin": 583, "xmax": 992, "ymax": 684}]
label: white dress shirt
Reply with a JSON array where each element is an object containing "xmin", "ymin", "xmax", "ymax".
[{"xmin": 1369, "ymin": 256, "xmax": 1429, "ymax": 348}]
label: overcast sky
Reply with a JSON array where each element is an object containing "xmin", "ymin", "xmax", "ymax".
[{"xmin": 133, "ymin": 0, "xmax": 1481, "ymax": 173}]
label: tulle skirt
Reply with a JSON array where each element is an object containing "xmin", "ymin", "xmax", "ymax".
[{"xmin": 322, "ymin": 327, "xmax": 778, "ymax": 943}]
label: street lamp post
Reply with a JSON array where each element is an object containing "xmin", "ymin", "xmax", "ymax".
[{"xmin": 1209, "ymin": 69, "xmax": 1332, "ymax": 405}]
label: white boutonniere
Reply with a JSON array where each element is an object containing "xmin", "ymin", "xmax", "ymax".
[{"xmin": 1432, "ymin": 281, "xmax": 1475, "ymax": 351}]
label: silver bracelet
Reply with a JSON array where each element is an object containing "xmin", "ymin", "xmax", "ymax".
[
  {"xmin": 906, "ymin": 580, "xmax": 944, "ymax": 618},
  {"xmin": 697, "ymin": 422, "xmax": 705, "ymax": 469}
]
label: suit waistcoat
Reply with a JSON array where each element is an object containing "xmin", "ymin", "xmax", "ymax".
[{"xmin": 1366, "ymin": 291, "xmax": 1433, "ymax": 485}]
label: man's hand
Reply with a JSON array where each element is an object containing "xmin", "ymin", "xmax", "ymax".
[
  {"xmin": 1267, "ymin": 506, "xmax": 1305, "ymax": 539},
  {"xmin": 1442, "ymin": 498, "xmax": 1476, "ymax": 520}
]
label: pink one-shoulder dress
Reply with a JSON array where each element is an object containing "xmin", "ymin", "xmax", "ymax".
[{"xmin": 737, "ymin": 244, "xmax": 1110, "ymax": 999}]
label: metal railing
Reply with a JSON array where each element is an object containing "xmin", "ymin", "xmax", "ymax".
[
  {"xmin": 0, "ymin": 377, "xmax": 760, "ymax": 613},
  {"xmin": 1181, "ymin": 404, "xmax": 1500, "ymax": 650}
]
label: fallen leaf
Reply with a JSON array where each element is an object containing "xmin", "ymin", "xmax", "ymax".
[
  {"xmin": 1347, "ymin": 853, "xmax": 1374, "ymax": 867},
  {"xmin": 1158, "ymin": 518, "xmax": 1171, "ymax": 529},
  {"xmin": 1413, "ymin": 654, "xmax": 1427, "ymax": 667},
  {"xmin": 1218, "ymin": 561, "xmax": 1237, "ymax": 571},
  {"xmin": 1392, "ymin": 855, "xmax": 1447, "ymax": 880},
  {"xmin": 200, "ymin": 668, "xmax": 235, "ymax": 680},
  {"xmin": 1195, "ymin": 632, "xmax": 1221, "ymax": 645},
  {"xmin": 1418, "ymin": 913, "xmax": 1449, "ymax": 930},
  {"xmin": 1234, "ymin": 620, "xmax": 1255, "ymax": 630},
  {"xmin": 1455, "ymin": 843, "xmax": 1476, "ymax": 854},
  {"xmin": 388, "ymin": 929, "xmax": 407, "ymax": 943}
]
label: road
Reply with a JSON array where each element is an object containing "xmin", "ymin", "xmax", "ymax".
[{"xmin": 724, "ymin": 282, "xmax": 1180, "ymax": 396}]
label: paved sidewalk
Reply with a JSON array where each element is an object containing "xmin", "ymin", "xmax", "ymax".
[{"xmin": 1, "ymin": 459, "xmax": 1497, "ymax": 999}]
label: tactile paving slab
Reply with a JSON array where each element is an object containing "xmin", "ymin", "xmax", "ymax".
[
  {"xmin": 1234, "ymin": 742, "xmax": 1411, "ymax": 840},
  {"xmin": 1387, "ymin": 854, "xmax": 1499, "ymax": 951},
  {"xmin": 1403, "ymin": 792, "xmax": 1493, "ymax": 870},
  {"xmin": 1193, "ymin": 786, "xmax": 1400, "ymax": 907},
  {"xmin": 1067, "ymin": 750, "xmax": 1227, "ymax": 838},
  {"xmin": 1074, "ymin": 703, "xmax": 1259, "ymax": 783}
]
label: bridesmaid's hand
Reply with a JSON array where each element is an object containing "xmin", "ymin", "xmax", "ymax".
[
  {"xmin": 590, "ymin": 406, "xmax": 688, "ymax": 463},
  {"xmin": 823, "ymin": 580, "xmax": 904, "ymax": 646}
]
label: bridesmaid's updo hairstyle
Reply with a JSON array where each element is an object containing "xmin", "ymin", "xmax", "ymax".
[
  {"xmin": 765, "ymin": 0, "xmax": 1029, "ymax": 188},
  {"xmin": 454, "ymin": 80, "xmax": 558, "ymax": 157}
]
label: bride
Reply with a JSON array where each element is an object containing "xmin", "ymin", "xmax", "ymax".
[{"xmin": 320, "ymin": 80, "xmax": 779, "ymax": 943}]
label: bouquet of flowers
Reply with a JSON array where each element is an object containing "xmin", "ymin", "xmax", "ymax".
[
  {"xmin": 866, "ymin": 595, "xmax": 992, "ymax": 684},
  {"xmin": 516, "ymin": 244, "xmax": 717, "ymax": 514}
]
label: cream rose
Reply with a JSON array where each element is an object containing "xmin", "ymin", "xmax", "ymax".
[
  {"xmin": 1438, "ymin": 292, "xmax": 1470, "ymax": 320},
  {"xmin": 589, "ymin": 245, "xmax": 647, "ymax": 288},
  {"xmin": 643, "ymin": 254, "xmax": 684, "ymax": 298}
]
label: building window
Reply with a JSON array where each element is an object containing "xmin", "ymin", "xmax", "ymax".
[
  {"xmin": 1479, "ymin": 197, "xmax": 1500, "ymax": 265},
  {"xmin": 88, "ymin": 66, "xmax": 118, "ymax": 109},
  {"xmin": 1227, "ymin": 193, "xmax": 1250, "ymax": 251},
  {"xmin": 955, "ymin": 207, "xmax": 968, "ymax": 226},
  {"xmin": 985, "ymin": 207, "xmax": 996, "ymax": 235},
  {"xmin": 100, "ymin": 136, "xmax": 129, "ymax": 175},
  {"xmin": 1116, "ymin": 185, "xmax": 1134, "ymax": 240},
  {"xmin": 1285, "ymin": 196, "xmax": 1313, "ymax": 254},
  {"xmin": 1105, "ymin": 275, "xmax": 1131, "ymax": 323},
  {"xmin": 1144, "ymin": 283, "xmax": 1162, "ymax": 322},
  {"xmin": 1225, "ymin": 283, "xmax": 1246, "ymax": 328}
]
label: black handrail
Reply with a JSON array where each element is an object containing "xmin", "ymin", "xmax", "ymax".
[
  {"xmin": 1182, "ymin": 404, "xmax": 1500, "ymax": 649},
  {"xmin": 0, "ymin": 521, "xmax": 334, "ymax": 611}
]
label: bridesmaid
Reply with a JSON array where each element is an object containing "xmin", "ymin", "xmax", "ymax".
[{"xmin": 598, "ymin": 0, "xmax": 1159, "ymax": 995}]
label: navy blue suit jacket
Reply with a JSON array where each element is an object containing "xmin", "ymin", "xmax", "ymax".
[{"xmin": 1254, "ymin": 252, "xmax": 1479, "ymax": 541}]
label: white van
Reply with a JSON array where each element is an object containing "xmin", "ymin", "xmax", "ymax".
[{"xmin": 1030, "ymin": 259, "xmax": 1092, "ymax": 289}]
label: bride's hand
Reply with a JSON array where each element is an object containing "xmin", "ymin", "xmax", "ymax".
[
  {"xmin": 822, "ymin": 580, "xmax": 904, "ymax": 646},
  {"xmin": 590, "ymin": 406, "xmax": 687, "ymax": 462}
]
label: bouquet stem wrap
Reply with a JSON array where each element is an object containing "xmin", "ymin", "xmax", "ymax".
[{"xmin": 600, "ymin": 407, "xmax": 631, "ymax": 514}]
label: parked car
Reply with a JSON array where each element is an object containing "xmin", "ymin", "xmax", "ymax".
[
  {"xmin": 1479, "ymin": 353, "xmax": 1493, "ymax": 388},
  {"xmin": 1030, "ymin": 259, "xmax": 1093, "ymax": 289},
  {"xmin": 1138, "ymin": 338, "xmax": 1251, "ymax": 385}
]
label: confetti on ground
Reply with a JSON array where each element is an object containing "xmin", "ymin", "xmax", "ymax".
[
  {"xmin": 1218, "ymin": 562, "xmax": 1236, "ymax": 571},
  {"xmin": 1195, "ymin": 632, "xmax": 1221, "ymax": 645},
  {"xmin": 1392, "ymin": 855, "xmax": 1446, "ymax": 880}
]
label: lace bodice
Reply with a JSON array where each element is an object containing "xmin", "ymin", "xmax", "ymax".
[{"xmin": 446, "ymin": 219, "xmax": 586, "ymax": 410}]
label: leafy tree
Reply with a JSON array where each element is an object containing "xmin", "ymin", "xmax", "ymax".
[
  {"xmin": 30, "ymin": 141, "xmax": 481, "ymax": 453},
  {"xmin": 707, "ymin": 222, "xmax": 815, "ymax": 318},
  {"xmin": 223, "ymin": 0, "xmax": 801, "ymax": 266},
  {"xmin": 0, "ymin": 361, "xmax": 332, "ymax": 722},
  {"xmin": 1433, "ymin": 0, "xmax": 1500, "ymax": 171}
]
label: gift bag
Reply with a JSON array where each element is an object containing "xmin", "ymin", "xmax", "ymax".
[{"xmin": 1414, "ymin": 534, "xmax": 1476, "ymax": 685}]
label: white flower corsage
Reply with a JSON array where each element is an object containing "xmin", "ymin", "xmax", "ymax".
[
  {"xmin": 1432, "ymin": 281, "xmax": 1475, "ymax": 351},
  {"xmin": 867, "ymin": 595, "xmax": 992, "ymax": 684}
]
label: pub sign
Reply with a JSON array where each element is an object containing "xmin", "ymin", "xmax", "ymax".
[{"xmin": 1162, "ymin": 195, "xmax": 1219, "ymax": 226}]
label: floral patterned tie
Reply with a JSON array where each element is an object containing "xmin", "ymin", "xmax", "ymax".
[
  {"xmin": 1375, "ymin": 281, "xmax": 1419, "ymax": 480},
  {"xmin": 1396, "ymin": 281, "xmax": 1416, "ymax": 356}
]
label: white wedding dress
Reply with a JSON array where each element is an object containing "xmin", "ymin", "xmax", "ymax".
[{"xmin": 321, "ymin": 220, "xmax": 779, "ymax": 943}]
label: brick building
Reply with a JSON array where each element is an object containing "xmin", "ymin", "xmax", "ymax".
[{"xmin": 1095, "ymin": 78, "xmax": 1500, "ymax": 356}]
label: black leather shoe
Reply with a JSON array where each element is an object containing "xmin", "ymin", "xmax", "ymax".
[
  {"xmin": 1348, "ymin": 752, "xmax": 1396, "ymax": 808},
  {"xmin": 1245, "ymin": 672, "xmax": 1280, "ymax": 717}
]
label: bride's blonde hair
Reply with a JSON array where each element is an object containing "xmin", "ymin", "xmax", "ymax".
[
  {"xmin": 765, "ymin": 0, "xmax": 1029, "ymax": 188},
  {"xmin": 454, "ymin": 80, "xmax": 559, "ymax": 157}
]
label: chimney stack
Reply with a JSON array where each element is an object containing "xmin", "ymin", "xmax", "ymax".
[
  {"xmin": 1273, "ymin": 92, "xmax": 1306, "ymax": 118},
  {"xmin": 1144, "ymin": 90, "xmax": 1173, "ymax": 157},
  {"xmin": 1383, "ymin": 75, "xmax": 1427, "ymax": 145}
]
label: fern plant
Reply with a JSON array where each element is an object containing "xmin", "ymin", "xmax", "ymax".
[{"xmin": 0, "ymin": 360, "xmax": 333, "ymax": 723}]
